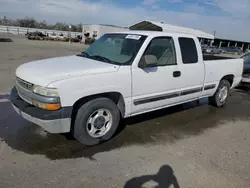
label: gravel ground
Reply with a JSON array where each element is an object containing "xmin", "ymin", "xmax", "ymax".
[
  {"xmin": 0, "ymin": 34, "xmax": 84, "ymax": 92},
  {"xmin": 0, "ymin": 34, "xmax": 250, "ymax": 188}
]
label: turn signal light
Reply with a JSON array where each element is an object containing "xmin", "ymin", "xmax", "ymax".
[
  {"xmin": 32, "ymin": 100, "xmax": 61, "ymax": 111},
  {"xmin": 45, "ymin": 103, "xmax": 61, "ymax": 111}
]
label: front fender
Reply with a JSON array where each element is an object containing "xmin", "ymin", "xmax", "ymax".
[{"xmin": 48, "ymin": 67, "xmax": 132, "ymax": 117}]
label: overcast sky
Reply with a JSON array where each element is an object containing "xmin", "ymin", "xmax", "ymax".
[{"xmin": 0, "ymin": 0, "xmax": 249, "ymax": 42}]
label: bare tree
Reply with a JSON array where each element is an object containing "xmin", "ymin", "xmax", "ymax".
[
  {"xmin": 0, "ymin": 16, "xmax": 83, "ymax": 32},
  {"xmin": 38, "ymin": 20, "xmax": 48, "ymax": 29},
  {"xmin": 17, "ymin": 17, "xmax": 37, "ymax": 28}
]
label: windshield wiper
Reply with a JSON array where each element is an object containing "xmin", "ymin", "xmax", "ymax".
[
  {"xmin": 90, "ymin": 55, "xmax": 114, "ymax": 64},
  {"xmin": 78, "ymin": 53, "xmax": 118, "ymax": 65},
  {"xmin": 77, "ymin": 52, "xmax": 90, "ymax": 58}
]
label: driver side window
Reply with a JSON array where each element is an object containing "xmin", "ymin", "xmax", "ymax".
[{"xmin": 143, "ymin": 37, "xmax": 177, "ymax": 66}]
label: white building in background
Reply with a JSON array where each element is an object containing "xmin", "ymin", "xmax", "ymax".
[
  {"xmin": 129, "ymin": 20, "xmax": 215, "ymax": 40},
  {"xmin": 82, "ymin": 21, "xmax": 214, "ymax": 44},
  {"xmin": 82, "ymin": 24, "xmax": 128, "ymax": 39},
  {"xmin": 82, "ymin": 21, "xmax": 250, "ymax": 51}
]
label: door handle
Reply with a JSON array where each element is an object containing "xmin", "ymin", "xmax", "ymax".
[{"xmin": 173, "ymin": 71, "xmax": 181, "ymax": 77}]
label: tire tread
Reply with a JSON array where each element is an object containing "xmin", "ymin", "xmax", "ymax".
[{"xmin": 73, "ymin": 97, "xmax": 120, "ymax": 146}]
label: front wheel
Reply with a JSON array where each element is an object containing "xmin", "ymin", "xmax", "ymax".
[
  {"xmin": 209, "ymin": 80, "xmax": 230, "ymax": 107},
  {"xmin": 73, "ymin": 98, "xmax": 120, "ymax": 146}
]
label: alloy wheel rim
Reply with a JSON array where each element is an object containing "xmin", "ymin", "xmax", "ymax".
[
  {"xmin": 218, "ymin": 86, "xmax": 228, "ymax": 103},
  {"xmin": 86, "ymin": 109, "xmax": 113, "ymax": 138}
]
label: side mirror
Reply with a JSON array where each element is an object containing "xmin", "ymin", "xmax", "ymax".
[{"xmin": 139, "ymin": 55, "xmax": 157, "ymax": 68}]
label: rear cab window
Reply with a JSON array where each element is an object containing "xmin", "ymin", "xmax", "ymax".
[
  {"xmin": 178, "ymin": 37, "xmax": 198, "ymax": 64},
  {"xmin": 243, "ymin": 53, "xmax": 250, "ymax": 64}
]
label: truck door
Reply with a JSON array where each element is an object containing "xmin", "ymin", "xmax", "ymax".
[
  {"xmin": 131, "ymin": 36, "xmax": 183, "ymax": 114},
  {"xmin": 175, "ymin": 37, "xmax": 205, "ymax": 103}
]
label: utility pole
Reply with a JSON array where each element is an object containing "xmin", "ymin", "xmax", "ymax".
[
  {"xmin": 69, "ymin": 25, "xmax": 72, "ymax": 44},
  {"xmin": 213, "ymin": 30, "xmax": 216, "ymax": 38}
]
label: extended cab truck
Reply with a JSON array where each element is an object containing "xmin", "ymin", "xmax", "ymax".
[{"xmin": 11, "ymin": 31, "xmax": 243, "ymax": 146}]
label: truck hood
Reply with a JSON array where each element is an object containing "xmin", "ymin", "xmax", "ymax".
[{"xmin": 16, "ymin": 55, "xmax": 120, "ymax": 86}]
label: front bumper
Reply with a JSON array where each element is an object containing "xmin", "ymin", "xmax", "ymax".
[{"xmin": 11, "ymin": 87, "xmax": 73, "ymax": 133}]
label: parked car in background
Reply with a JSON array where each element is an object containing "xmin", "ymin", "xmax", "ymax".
[
  {"xmin": 210, "ymin": 46, "xmax": 221, "ymax": 54},
  {"xmin": 27, "ymin": 32, "xmax": 46, "ymax": 40},
  {"xmin": 202, "ymin": 46, "xmax": 221, "ymax": 54},
  {"xmin": 226, "ymin": 47, "xmax": 243, "ymax": 55},
  {"xmin": 241, "ymin": 52, "xmax": 250, "ymax": 85},
  {"xmin": 202, "ymin": 46, "xmax": 212, "ymax": 54},
  {"xmin": 49, "ymin": 33, "xmax": 57, "ymax": 39},
  {"xmin": 220, "ymin": 47, "xmax": 227, "ymax": 53},
  {"xmin": 58, "ymin": 33, "xmax": 65, "ymax": 39}
]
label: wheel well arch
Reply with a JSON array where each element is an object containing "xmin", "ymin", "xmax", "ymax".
[
  {"xmin": 221, "ymin": 74, "xmax": 234, "ymax": 86},
  {"xmin": 70, "ymin": 92, "xmax": 125, "ymax": 131}
]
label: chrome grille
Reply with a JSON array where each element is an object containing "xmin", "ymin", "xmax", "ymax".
[{"xmin": 16, "ymin": 77, "xmax": 34, "ymax": 91}]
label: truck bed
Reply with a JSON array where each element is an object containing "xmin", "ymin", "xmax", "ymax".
[
  {"xmin": 203, "ymin": 55, "xmax": 237, "ymax": 61},
  {"xmin": 203, "ymin": 56, "xmax": 243, "ymax": 89}
]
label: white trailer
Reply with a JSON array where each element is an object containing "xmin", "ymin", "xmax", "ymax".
[{"xmin": 82, "ymin": 24, "xmax": 128, "ymax": 39}]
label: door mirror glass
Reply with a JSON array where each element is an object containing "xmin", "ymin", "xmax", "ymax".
[{"xmin": 139, "ymin": 55, "xmax": 157, "ymax": 68}]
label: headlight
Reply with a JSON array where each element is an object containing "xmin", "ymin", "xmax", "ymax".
[
  {"xmin": 32, "ymin": 86, "xmax": 61, "ymax": 110},
  {"xmin": 33, "ymin": 86, "xmax": 59, "ymax": 97}
]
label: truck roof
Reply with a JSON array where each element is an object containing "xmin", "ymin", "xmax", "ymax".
[{"xmin": 106, "ymin": 30, "xmax": 197, "ymax": 39}]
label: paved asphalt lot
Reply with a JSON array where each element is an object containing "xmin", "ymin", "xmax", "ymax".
[{"xmin": 0, "ymin": 34, "xmax": 250, "ymax": 188}]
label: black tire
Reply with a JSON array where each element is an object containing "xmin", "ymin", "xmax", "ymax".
[
  {"xmin": 73, "ymin": 98, "xmax": 120, "ymax": 146},
  {"xmin": 209, "ymin": 80, "xmax": 230, "ymax": 107}
]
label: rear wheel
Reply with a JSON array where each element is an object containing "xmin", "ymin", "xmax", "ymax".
[
  {"xmin": 209, "ymin": 80, "xmax": 230, "ymax": 107},
  {"xmin": 73, "ymin": 98, "xmax": 120, "ymax": 146}
]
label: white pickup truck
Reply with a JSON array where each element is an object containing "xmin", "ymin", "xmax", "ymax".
[{"xmin": 11, "ymin": 31, "xmax": 243, "ymax": 145}]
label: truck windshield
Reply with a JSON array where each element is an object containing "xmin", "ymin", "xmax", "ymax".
[{"xmin": 78, "ymin": 34, "xmax": 147, "ymax": 65}]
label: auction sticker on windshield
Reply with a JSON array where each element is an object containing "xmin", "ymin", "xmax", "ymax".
[{"xmin": 125, "ymin": 35, "xmax": 141, "ymax": 40}]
